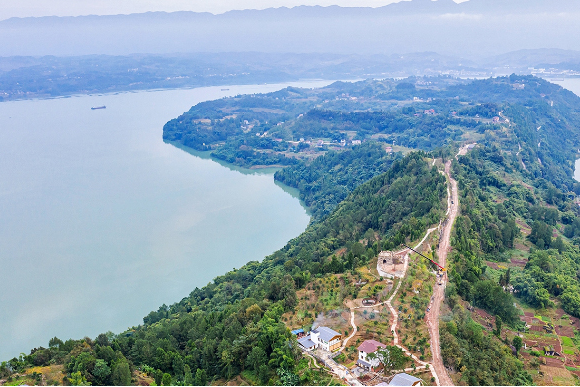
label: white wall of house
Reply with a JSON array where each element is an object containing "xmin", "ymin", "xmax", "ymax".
[
  {"xmin": 310, "ymin": 331, "xmax": 340, "ymax": 351},
  {"xmin": 311, "ymin": 331, "xmax": 320, "ymax": 347},
  {"xmin": 358, "ymin": 350, "xmax": 381, "ymax": 368}
]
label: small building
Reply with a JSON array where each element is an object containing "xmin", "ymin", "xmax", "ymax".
[
  {"xmin": 357, "ymin": 340, "xmax": 387, "ymax": 370},
  {"xmin": 352, "ymin": 140, "xmax": 362, "ymax": 145},
  {"xmin": 378, "ymin": 250, "xmax": 405, "ymax": 279},
  {"xmin": 388, "ymin": 373, "xmax": 422, "ymax": 386},
  {"xmin": 544, "ymin": 345, "xmax": 560, "ymax": 356},
  {"xmin": 492, "ymin": 116, "xmax": 500, "ymax": 123},
  {"xmin": 291, "ymin": 328, "xmax": 305, "ymax": 338},
  {"xmin": 297, "ymin": 336, "xmax": 317, "ymax": 351},
  {"xmin": 385, "ymin": 146, "xmax": 393, "ymax": 153},
  {"xmin": 297, "ymin": 327, "xmax": 342, "ymax": 352}
]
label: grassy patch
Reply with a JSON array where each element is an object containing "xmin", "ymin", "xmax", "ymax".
[
  {"xmin": 561, "ymin": 336, "xmax": 574, "ymax": 347},
  {"xmin": 4, "ymin": 376, "xmax": 36, "ymax": 386},
  {"xmin": 240, "ymin": 370, "xmax": 260, "ymax": 385}
]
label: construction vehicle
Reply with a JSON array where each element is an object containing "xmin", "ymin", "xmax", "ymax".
[{"xmin": 403, "ymin": 243, "xmax": 447, "ymax": 273}]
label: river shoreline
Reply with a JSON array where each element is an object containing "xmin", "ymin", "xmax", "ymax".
[{"xmin": 0, "ymin": 81, "xmax": 329, "ymax": 360}]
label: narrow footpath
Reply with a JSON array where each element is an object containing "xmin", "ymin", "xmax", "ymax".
[
  {"xmin": 315, "ymin": 155, "xmax": 464, "ymax": 386},
  {"xmin": 385, "ymin": 227, "xmax": 440, "ymax": 383},
  {"xmin": 339, "ymin": 227, "xmax": 440, "ymax": 385}
]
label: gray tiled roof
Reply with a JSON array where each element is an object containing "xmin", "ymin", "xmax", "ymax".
[
  {"xmin": 297, "ymin": 336, "xmax": 316, "ymax": 348},
  {"xmin": 389, "ymin": 373, "xmax": 422, "ymax": 386},
  {"xmin": 314, "ymin": 326, "xmax": 341, "ymax": 342}
]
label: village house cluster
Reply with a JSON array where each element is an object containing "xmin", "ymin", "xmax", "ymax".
[{"xmin": 292, "ymin": 328, "xmax": 423, "ymax": 386}]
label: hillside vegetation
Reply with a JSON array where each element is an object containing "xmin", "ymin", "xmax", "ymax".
[
  {"xmin": 1, "ymin": 153, "xmax": 446, "ymax": 385},
  {"xmin": 6, "ymin": 75, "xmax": 580, "ymax": 386}
]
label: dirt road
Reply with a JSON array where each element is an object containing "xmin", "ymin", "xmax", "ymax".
[
  {"xmin": 338, "ymin": 227, "xmax": 440, "ymax": 385},
  {"xmin": 425, "ymin": 160, "xmax": 458, "ymax": 386}
]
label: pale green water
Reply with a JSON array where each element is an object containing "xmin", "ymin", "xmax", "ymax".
[
  {"xmin": 0, "ymin": 80, "xmax": 333, "ymax": 360},
  {"xmin": 553, "ymin": 79, "xmax": 580, "ymax": 181}
]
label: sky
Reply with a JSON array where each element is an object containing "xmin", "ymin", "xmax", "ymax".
[{"xmin": 0, "ymin": 0, "xmax": 466, "ymax": 20}]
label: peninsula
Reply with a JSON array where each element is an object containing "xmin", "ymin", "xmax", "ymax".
[{"xmin": 4, "ymin": 75, "xmax": 580, "ymax": 386}]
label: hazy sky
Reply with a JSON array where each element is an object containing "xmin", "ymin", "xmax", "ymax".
[{"xmin": 0, "ymin": 0, "xmax": 466, "ymax": 20}]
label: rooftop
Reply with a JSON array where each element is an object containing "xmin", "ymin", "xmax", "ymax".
[
  {"xmin": 389, "ymin": 373, "xmax": 422, "ymax": 386},
  {"xmin": 297, "ymin": 336, "xmax": 316, "ymax": 349},
  {"xmin": 312, "ymin": 326, "xmax": 341, "ymax": 342},
  {"xmin": 358, "ymin": 339, "xmax": 387, "ymax": 354}
]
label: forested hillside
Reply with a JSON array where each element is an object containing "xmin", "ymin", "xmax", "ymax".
[
  {"xmin": 1, "ymin": 153, "xmax": 446, "ymax": 385},
  {"xmin": 163, "ymin": 75, "xmax": 580, "ymax": 193},
  {"xmin": 440, "ymin": 140, "xmax": 580, "ymax": 384},
  {"xmin": 7, "ymin": 75, "xmax": 580, "ymax": 386},
  {"xmin": 274, "ymin": 142, "xmax": 401, "ymax": 221}
]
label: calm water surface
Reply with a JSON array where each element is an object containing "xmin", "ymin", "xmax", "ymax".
[
  {"xmin": 553, "ymin": 79, "xmax": 580, "ymax": 181},
  {"xmin": 0, "ymin": 81, "xmax": 333, "ymax": 360}
]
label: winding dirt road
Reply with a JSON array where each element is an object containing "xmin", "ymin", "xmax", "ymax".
[
  {"xmin": 318, "ymin": 157, "xmax": 463, "ymax": 386},
  {"xmin": 425, "ymin": 160, "xmax": 458, "ymax": 386}
]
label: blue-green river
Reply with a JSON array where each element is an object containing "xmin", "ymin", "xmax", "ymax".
[{"xmin": 0, "ymin": 81, "xmax": 332, "ymax": 360}]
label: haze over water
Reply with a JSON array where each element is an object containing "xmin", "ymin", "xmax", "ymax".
[
  {"xmin": 0, "ymin": 81, "xmax": 332, "ymax": 360},
  {"xmin": 553, "ymin": 79, "xmax": 580, "ymax": 181}
]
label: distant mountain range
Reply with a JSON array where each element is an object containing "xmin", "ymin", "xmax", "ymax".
[
  {"xmin": 1, "ymin": 48, "xmax": 580, "ymax": 102},
  {"xmin": 1, "ymin": 0, "xmax": 580, "ymax": 57}
]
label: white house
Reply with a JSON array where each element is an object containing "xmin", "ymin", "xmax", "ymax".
[
  {"xmin": 357, "ymin": 340, "xmax": 387, "ymax": 370},
  {"xmin": 297, "ymin": 327, "xmax": 342, "ymax": 352}
]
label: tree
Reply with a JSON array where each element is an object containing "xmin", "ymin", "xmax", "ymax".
[
  {"xmin": 258, "ymin": 364, "xmax": 270, "ymax": 385},
  {"xmin": 154, "ymin": 369, "xmax": 163, "ymax": 386},
  {"xmin": 92, "ymin": 359, "xmax": 111, "ymax": 385},
  {"xmin": 245, "ymin": 304, "xmax": 263, "ymax": 322},
  {"xmin": 69, "ymin": 371, "xmax": 90, "ymax": 386},
  {"xmin": 368, "ymin": 345, "xmax": 410, "ymax": 375},
  {"xmin": 494, "ymin": 315, "xmax": 502, "ymax": 336},
  {"xmin": 194, "ymin": 368, "xmax": 207, "ymax": 386},
  {"xmin": 0, "ymin": 362, "xmax": 11, "ymax": 379},
  {"xmin": 277, "ymin": 368, "xmax": 300, "ymax": 386},
  {"xmin": 512, "ymin": 336, "xmax": 523, "ymax": 357},
  {"xmin": 112, "ymin": 361, "xmax": 131, "ymax": 386},
  {"xmin": 95, "ymin": 346, "xmax": 116, "ymax": 365},
  {"xmin": 552, "ymin": 236, "xmax": 565, "ymax": 253},
  {"xmin": 95, "ymin": 333, "xmax": 111, "ymax": 347},
  {"xmin": 48, "ymin": 337, "xmax": 63, "ymax": 348},
  {"xmin": 162, "ymin": 373, "xmax": 172, "ymax": 386},
  {"xmin": 184, "ymin": 364, "xmax": 194, "ymax": 386},
  {"xmin": 246, "ymin": 347, "xmax": 267, "ymax": 372}
]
